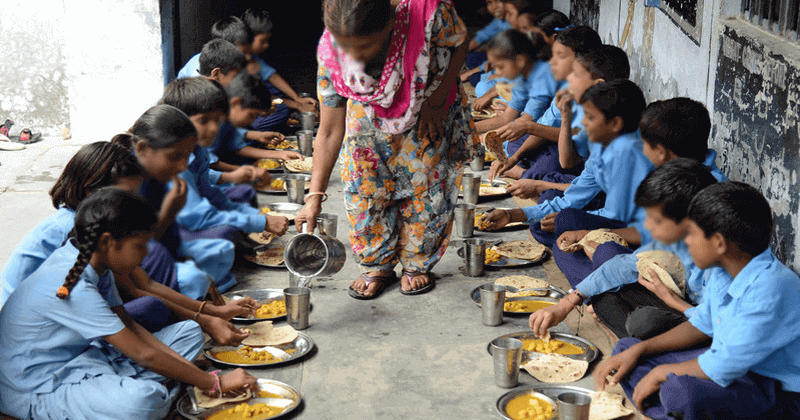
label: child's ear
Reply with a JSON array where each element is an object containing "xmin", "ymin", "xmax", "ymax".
[
  {"xmin": 709, "ymin": 232, "xmax": 728, "ymax": 257},
  {"xmin": 133, "ymin": 139, "xmax": 147, "ymax": 156},
  {"xmin": 514, "ymin": 54, "xmax": 527, "ymax": 69},
  {"xmin": 592, "ymin": 78, "xmax": 605, "ymax": 86},
  {"xmin": 97, "ymin": 232, "xmax": 114, "ymax": 254},
  {"xmin": 229, "ymin": 97, "xmax": 243, "ymax": 109},
  {"xmin": 209, "ymin": 68, "xmax": 222, "ymax": 80},
  {"xmin": 609, "ymin": 116, "xmax": 625, "ymax": 133}
]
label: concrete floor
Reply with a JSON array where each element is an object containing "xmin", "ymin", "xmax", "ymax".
[{"xmin": 0, "ymin": 140, "xmax": 633, "ymax": 420}]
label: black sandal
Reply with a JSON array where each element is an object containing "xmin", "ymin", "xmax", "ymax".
[
  {"xmin": 348, "ymin": 272, "xmax": 395, "ymax": 300},
  {"xmin": 400, "ymin": 270, "xmax": 435, "ymax": 295}
]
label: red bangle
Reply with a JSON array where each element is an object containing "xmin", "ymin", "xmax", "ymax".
[{"xmin": 209, "ymin": 370, "xmax": 221, "ymax": 396}]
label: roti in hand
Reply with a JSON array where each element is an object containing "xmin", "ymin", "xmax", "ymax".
[
  {"xmin": 192, "ymin": 387, "xmax": 253, "ymax": 408},
  {"xmin": 484, "ymin": 131, "xmax": 508, "ymax": 164},
  {"xmin": 561, "ymin": 229, "xmax": 628, "ymax": 259},
  {"xmin": 244, "ymin": 246, "xmax": 285, "ymax": 266},
  {"xmin": 589, "ymin": 391, "xmax": 635, "ymax": 420},
  {"xmin": 248, "ymin": 232, "xmax": 275, "ymax": 245},
  {"xmin": 636, "ymin": 250, "xmax": 686, "ymax": 296},
  {"xmin": 495, "ymin": 82, "xmax": 514, "ymax": 101},
  {"xmin": 521, "ymin": 353, "xmax": 588, "ymax": 383},
  {"xmin": 241, "ymin": 321, "xmax": 298, "ymax": 347},
  {"xmin": 495, "ymin": 240, "xmax": 547, "ymax": 261}
]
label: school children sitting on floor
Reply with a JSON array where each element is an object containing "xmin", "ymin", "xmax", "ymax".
[
  {"xmin": 595, "ymin": 182, "xmax": 800, "ymax": 420},
  {"xmin": 242, "ymin": 8, "xmax": 318, "ymax": 132},
  {"xmin": 0, "ymin": 188, "xmax": 257, "ymax": 420},
  {"xmin": 488, "ymin": 26, "xmax": 602, "ymax": 179},
  {"xmin": 461, "ymin": 0, "xmax": 510, "ymax": 86},
  {"xmin": 530, "ymin": 158, "xmax": 719, "ymax": 339},
  {"xmin": 159, "ymin": 77, "xmax": 290, "ymax": 294},
  {"xmin": 485, "ymin": 80, "xmax": 653, "ymax": 249},
  {"xmin": 207, "ymin": 73, "xmax": 302, "ymax": 168},
  {"xmin": 554, "ymin": 96, "xmax": 728, "ymax": 285},
  {"xmin": 473, "ymin": 30, "xmax": 557, "ymax": 133}
]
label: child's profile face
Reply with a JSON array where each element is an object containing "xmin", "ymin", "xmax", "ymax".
[
  {"xmin": 236, "ymin": 43, "xmax": 253, "ymax": 61},
  {"xmin": 229, "ymin": 100, "xmax": 268, "ymax": 128},
  {"xmin": 549, "ymin": 41, "xmax": 576, "ymax": 81},
  {"xmin": 487, "ymin": 0, "xmax": 504, "ymax": 19},
  {"xmin": 107, "ymin": 233, "xmax": 154, "ymax": 275},
  {"xmin": 566, "ymin": 59, "xmax": 596, "ymax": 103},
  {"xmin": 581, "ymin": 101, "xmax": 619, "ymax": 145},
  {"xmin": 505, "ymin": 4, "xmax": 522, "ymax": 30},
  {"xmin": 189, "ymin": 111, "xmax": 226, "ymax": 147},
  {"xmin": 518, "ymin": 14, "xmax": 535, "ymax": 33},
  {"xmin": 684, "ymin": 220, "xmax": 719, "ymax": 269},
  {"xmin": 642, "ymin": 139, "xmax": 668, "ymax": 167},
  {"xmin": 252, "ymin": 32, "xmax": 271, "ymax": 55},
  {"xmin": 487, "ymin": 50, "xmax": 526, "ymax": 80},
  {"xmin": 215, "ymin": 67, "xmax": 242, "ymax": 88},
  {"xmin": 135, "ymin": 136, "xmax": 196, "ymax": 182},
  {"xmin": 643, "ymin": 205, "xmax": 688, "ymax": 245}
]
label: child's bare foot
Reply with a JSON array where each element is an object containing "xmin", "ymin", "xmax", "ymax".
[{"xmin": 587, "ymin": 304, "xmax": 600, "ymax": 321}]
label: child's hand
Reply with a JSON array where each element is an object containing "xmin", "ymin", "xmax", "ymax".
[
  {"xmin": 488, "ymin": 157, "xmax": 518, "ymax": 181},
  {"xmin": 556, "ymin": 230, "xmax": 589, "ymax": 251},
  {"xmin": 485, "ymin": 209, "xmax": 512, "ymax": 230},
  {"xmin": 246, "ymin": 60, "xmax": 261, "ymax": 75},
  {"xmin": 496, "ymin": 120, "xmax": 528, "ymax": 141},
  {"xmin": 507, "ymin": 179, "xmax": 547, "ymax": 199},
  {"xmin": 264, "ymin": 215, "xmax": 289, "ymax": 236},
  {"xmin": 529, "ymin": 299, "xmax": 575, "ymax": 338},
  {"xmin": 200, "ymin": 317, "xmax": 250, "ymax": 347},
  {"xmin": 540, "ymin": 212, "xmax": 558, "ymax": 232},
  {"xmin": 633, "ymin": 366, "xmax": 670, "ymax": 411},
  {"xmin": 473, "ymin": 95, "xmax": 493, "ymax": 111},
  {"xmin": 296, "ymin": 97, "xmax": 319, "ymax": 116},
  {"xmin": 162, "ymin": 176, "xmax": 188, "ymax": 221},
  {"xmin": 491, "ymin": 101, "xmax": 507, "ymax": 112},
  {"xmin": 209, "ymin": 297, "xmax": 257, "ymax": 320},
  {"xmin": 251, "ymin": 131, "xmax": 285, "ymax": 146},
  {"xmin": 253, "ymin": 167, "xmax": 272, "ymax": 188},
  {"xmin": 229, "ymin": 166, "xmax": 258, "ymax": 184},
  {"xmin": 279, "ymin": 151, "xmax": 303, "ymax": 161},
  {"xmin": 556, "ymin": 88, "xmax": 574, "ymax": 117},
  {"xmin": 638, "ymin": 270, "xmax": 681, "ymax": 304},
  {"xmin": 593, "ymin": 345, "xmax": 645, "ymax": 391},
  {"xmin": 219, "ymin": 368, "xmax": 259, "ymax": 394}
]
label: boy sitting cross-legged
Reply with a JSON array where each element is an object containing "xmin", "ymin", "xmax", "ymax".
[
  {"xmin": 529, "ymin": 158, "xmax": 719, "ymax": 341},
  {"xmin": 594, "ymin": 181, "xmax": 800, "ymax": 419},
  {"xmin": 554, "ymin": 96, "xmax": 728, "ymax": 287},
  {"xmin": 486, "ymin": 80, "xmax": 653, "ymax": 249}
]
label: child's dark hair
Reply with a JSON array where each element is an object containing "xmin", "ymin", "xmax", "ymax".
[
  {"xmin": 687, "ymin": 182, "xmax": 773, "ymax": 257},
  {"xmin": 198, "ymin": 39, "xmax": 247, "ymax": 77},
  {"xmin": 211, "ymin": 16, "xmax": 254, "ymax": 46},
  {"xmin": 242, "ymin": 8, "xmax": 273, "ymax": 34},
  {"xmin": 532, "ymin": 10, "xmax": 570, "ymax": 36},
  {"xmin": 554, "ymin": 25, "xmax": 602, "ymax": 55},
  {"xmin": 501, "ymin": 0, "xmax": 552, "ymax": 15},
  {"xmin": 576, "ymin": 45, "xmax": 630, "ymax": 81},
  {"xmin": 640, "ymin": 98, "xmax": 711, "ymax": 162},
  {"xmin": 634, "ymin": 158, "xmax": 717, "ymax": 222},
  {"xmin": 581, "ymin": 80, "xmax": 646, "ymax": 133},
  {"xmin": 323, "ymin": 0, "xmax": 395, "ymax": 37},
  {"xmin": 226, "ymin": 72, "xmax": 271, "ymax": 111},
  {"xmin": 487, "ymin": 29, "xmax": 539, "ymax": 62},
  {"xmin": 111, "ymin": 105, "xmax": 198, "ymax": 151},
  {"xmin": 50, "ymin": 142, "xmax": 143, "ymax": 211},
  {"xmin": 57, "ymin": 188, "xmax": 157, "ymax": 299},
  {"xmin": 159, "ymin": 77, "xmax": 230, "ymax": 117}
]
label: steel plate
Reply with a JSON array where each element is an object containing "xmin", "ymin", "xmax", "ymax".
[
  {"xmin": 204, "ymin": 332, "xmax": 315, "ymax": 368},
  {"xmin": 224, "ymin": 289, "xmax": 286, "ymax": 324},
  {"xmin": 486, "ymin": 331, "xmax": 599, "ymax": 363},
  {"xmin": 177, "ymin": 379, "xmax": 301, "ymax": 420},
  {"xmin": 496, "ymin": 385, "xmax": 594, "ymax": 420}
]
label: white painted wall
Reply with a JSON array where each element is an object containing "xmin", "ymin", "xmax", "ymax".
[{"xmin": 1, "ymin": 0, "xmax": 164, "ymax": 143}]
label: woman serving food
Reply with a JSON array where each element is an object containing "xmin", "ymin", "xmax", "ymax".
[{"xmin": 296, "ymin": 0, "xmax": 478, "ymax": 298}]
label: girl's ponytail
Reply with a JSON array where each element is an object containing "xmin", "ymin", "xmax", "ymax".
[{"xmin": 56, "ymin": 188, "xmax": 157, "ymax": 299}]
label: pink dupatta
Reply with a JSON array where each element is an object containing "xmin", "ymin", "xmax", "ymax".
[{"xmin": 317, "ymin": 0, "xmax": 456, "ymax": 134}]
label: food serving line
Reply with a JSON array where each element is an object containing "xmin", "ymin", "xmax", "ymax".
[{"xmin": 179, "ymin": 137, "xmax": 624, "ymax": 419}]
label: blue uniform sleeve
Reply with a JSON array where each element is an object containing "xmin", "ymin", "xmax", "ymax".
[
  {"xmin": 176, "ymin": 54, "xmax": 201, "ymax": 79},
  {"xmin": 522, "ymin": 158, "xmax": 602, "ymax": 223},
  {"xmin": 473, "ymin": 18, "xmax": 507, "ymax": 45},
  {"xmin": 522, "ymin": 64, "xmax": 558, "ymax": 121},
  {"xmin": 586, "ymin": 142, "xmax": 653, "ymax": 224},
  {"xmin": 696, "ymin": 267, "xmax": 800, "ymax": 387},
  {"xmin": 45, "ymin": 276, "xmax": 126, "ymax": 339},
  {"xmin": 255, "ymin": 57, "xmax": 277, "ymax": 82},
  {"xmin": 575, "ymin": 241, "xmax": 658, "ymax": 297},
  {"xmin": 175, "ymin": 169, "xmax": 267, "ymax": 234},
  {"xmin": 208, "ymin": 169, "xmax": 223, "ymax": 185},
  {"xmin": 508, "ymin": 82, "xmax": 529, "ymax": 113},
  {"xmin": 537, "ymin": 98, "xmax": 561, "ymax": 127}
]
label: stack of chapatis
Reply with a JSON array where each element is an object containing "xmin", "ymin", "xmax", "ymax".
[
  {"xmin": 636, "ymin": 250, "xmax": 687, "ymax": 296},
  {"xmin": 560, "ymin": 229, "xmax": 628, "ymax": 259}
]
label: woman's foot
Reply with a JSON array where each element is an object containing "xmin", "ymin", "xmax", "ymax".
[
  {"xmin": 350, "ymin": 271, "xmax": 393, "ymax": 298},
  {"xmin": 400, "ymin": 270, "xmax": 435, "ymax": 295}
]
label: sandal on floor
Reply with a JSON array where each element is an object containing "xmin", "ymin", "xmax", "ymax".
[
  {"xmin": 14, "ymin": 128, "xmax": 42, "ymax": 144},
  {"xmin": 400, "ymin": 270, "xmax": 435, "ymax": 295},
  {"xmin": 348, "ymin": 272, "xmax": 394, "ymax": 300},
  {"xmin": 0, "ymin": 119, "xmax": 13, "ymax": 137}
]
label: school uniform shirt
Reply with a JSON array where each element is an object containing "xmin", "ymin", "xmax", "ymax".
[
  {"xmin": 472, "ymin": 18, "xmax": 511, "ymax": 46},
  {"xmin": 1, "ymin": 207, "xmax": 74, "ymax": 306},
  {"xmin": 0, "ymin": 242, "xmax": 126, "ymax": 418},
  {"xmin": 174, "ymin": 145, "xmax": 266, "ymax": 233},
  {"xmin": 475, "ymin": 72, "xmax": 517, "ymax": 101},
  {"xmin": 689, "ymin": 248, "xmax": 800, "ymax": 392},
  {"xmin": 208, "ymin": 122, "xmax": 249, "ymax": 159},
  {"xmin": 508, "ymin": 64, "xmax": 564, "ymax": 122},
  {"xmin": 176, "ymin": 53, "xmax": 201, "ymax": 79},
  {"xmin": 575, "ymin": 239, "xmax": 722, "ymax": 318},
  {"xmin": 521, "ymin": 130, "xmax": 654, "ymax": 231},
  {"xmin": 704, "ymin": 149, "xmax": 728, "ymax": 181}
]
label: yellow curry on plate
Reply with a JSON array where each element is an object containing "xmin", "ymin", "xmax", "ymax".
[
  {"xmin": 255, "ymin": 301, "xmax": 286, "ymax": 318},
  {"xmin": 521, "ymin": 338, "xmax": 584, "ymax": 355},
  {"xmin": 206, "ymin": 402, "xmax": 285, "ymax": 420},
  {"xmin": 503, "ymin": 300, "xmax": 555, "ymax": 312},
  {"xmin": 505, "ymin": 394, "xmax": 555, "ymax": 420}
]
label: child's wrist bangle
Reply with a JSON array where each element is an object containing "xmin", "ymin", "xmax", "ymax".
[
  {"xmin": 198, "ymin": 301, "xmax": 208, "ymax": 315},
  {"xmin": 208, "ymin": 370, "xmax": 221, "ymax": 395},
  {"xmin": 304, "ymin": 192, "xmax": 328, "ymax": 202}
]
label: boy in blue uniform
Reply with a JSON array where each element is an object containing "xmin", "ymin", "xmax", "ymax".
[
  {"xmin": 486, "ymin": 80, "xmax": 653, "ymax": 250},
  {"xmin": 197, "ymin": 39, "xmax": 247, "ymax": 88},
  {"xmin": 177, "ymin": 16, "xmax": 253, "ymax": 80},
  {"xmin": 530, "ymin": 159, "xmax": 719, "ymax": 340},
  {"xmin": 595, "ymin": 182, "xmax": 800, "ymax": 420},
  {"xmin": 555, "ymin": 97, "xmax": 728, "ymax": 285},
  {"xmin": 242, "ymin": 8, "xmax": 318, "ymax": 132},
  {"xmin": 461, "ymin": 0, "xmax": 510, "ymax": 85}
]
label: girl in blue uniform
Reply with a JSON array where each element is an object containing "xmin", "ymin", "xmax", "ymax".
[
  {"xmin": 0, "ymin": 188, "xmax": 257, "ymax": 420},
  {"xmin": 113, "ymin": 105, "xmax": 237, "ymax": 299}
]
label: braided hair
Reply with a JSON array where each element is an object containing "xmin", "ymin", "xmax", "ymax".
[
  {"xmin": 50, "ymin": 142, "xmax": 143, "ymax": 210},
  {"xmin": 57, "ymin": 188, "xmax": 157, "ymax": 299}
]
